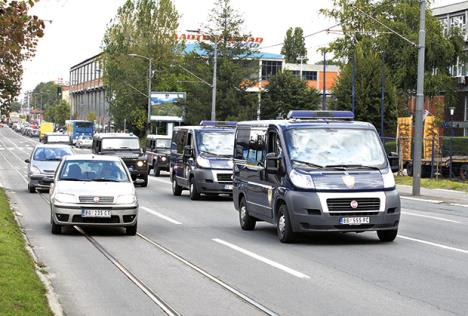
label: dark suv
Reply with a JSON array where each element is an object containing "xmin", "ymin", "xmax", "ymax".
[
  {"xmin": 92, "ymin": 133, "xmax": 149, "ymax": 187},
  {"xmin": 146, "ymin": 135, "xmax": 171, "ymax": 176}
]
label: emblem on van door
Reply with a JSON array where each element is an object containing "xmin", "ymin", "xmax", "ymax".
[
  {"xmin": 342, "ymin": 174, "xmax": 355, "ymax": 189},
  {"xmin": 350, "ymin": 200, "xmax": 358, "ymax": 209}
]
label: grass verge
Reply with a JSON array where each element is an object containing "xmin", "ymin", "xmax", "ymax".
[
  {"xmin": 0, "ymin": 188, "xmax": 53, "ymax": 316},
  {"xmin": 395, "ymin": 176, "xmax": 468, "ymax": 193}
]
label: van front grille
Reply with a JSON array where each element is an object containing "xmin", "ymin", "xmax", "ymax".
[
  {"xmin": 327, "ymin": 198, "xmax": 380, "ymax": 213},
  {"xmin": 217, "ymin": 173, "xmax": 232, "ymax": 183}
]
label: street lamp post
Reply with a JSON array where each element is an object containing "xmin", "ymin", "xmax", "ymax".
[
  {"xmin": 449, "ymin": 106, "xmax": 455, "ymax": 179},
  {"xmin": 128, "ymin": 53, "xmax": 153, "ymax": 134}
]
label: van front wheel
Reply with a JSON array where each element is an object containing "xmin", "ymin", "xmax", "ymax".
[
  {"xmin": 277, "ymin": 204, "xmax": 295, "ymax": 243},
  {"xmin": 377, "ymin": 229, "xmax": 398, "ymax": 242},
  {"xmin": 239, "ymin": 197, "xmax": 256, "ymax": 230}
]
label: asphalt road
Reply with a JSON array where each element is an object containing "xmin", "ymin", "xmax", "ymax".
[{"xmin": 1, "ymin": 126, "xmax": 467, "ymax": 316}]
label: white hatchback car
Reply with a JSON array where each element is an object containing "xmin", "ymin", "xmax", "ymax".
[{"xmin": 49, "ymin": 155, "xmax": 138, "ymax": 235}]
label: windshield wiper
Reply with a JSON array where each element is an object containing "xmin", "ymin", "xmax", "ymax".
[
  {"xmin": 325, "ymin": 164, "xmax": 380, "ymax": 171},
  {"xmin": 60, "ymin": 178, "xmax": 83, "ymax": 181},
  {"xmin": 91, "ymin": 178, "xmax": 122, "ymax": 182},
  {"xmin": 200, "ymin": 150, "xmax": 219, "ymax": 157},
  {"xmin": 291, "ymin": 159, "xmax": 324, "ymax": 169},
  {"xmin": 46, "ymin": 158, "xmax": 63, "ymax": 161}
]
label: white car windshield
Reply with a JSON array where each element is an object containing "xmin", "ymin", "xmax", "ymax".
[
  {"xmin": 196, "ymin": 131, "xmax": 235, "ymax": 157},
  {"xmin": 59, "ymin": 160, "xmax": 129, "ymax": 182},
  {"xmin": 33, "ymin": 147, "xmax": 73, "ymax": 161},
  {"xmin": 285, "ymin": 128, "xmax": 387, "ymax": 169},
  {"xmin": 102, "ymin": 138, "xmax": 140, "ymax": 150}
]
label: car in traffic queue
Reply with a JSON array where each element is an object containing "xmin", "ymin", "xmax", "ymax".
[
  {"xmin": 146, "ymin": 134, "xmax": 171, "ymax": 176},
  {"xmin": 170, "ymin": 121, "xmax": 236, "ymax": 200},
  {"xmin": 92, "ymin": 133, "xmax": 149, "ymax": 187},
  {"xmin": 44, "ymin": 132, "xmax": 71, "ymax": 144},
  {"xmin": 25, "ymin": 144, "xmax": 74, "ymax": 193},
  {"xmin": 49, "ymin": 155, "xmax": 138, "ymax": 235},
  {"xmin": 232, "ymin": 111, "xmax": 401, "ymax": 243},
  {"xmin": 75, "ymin": 134, "xmax": 93, "ymax": 148}
]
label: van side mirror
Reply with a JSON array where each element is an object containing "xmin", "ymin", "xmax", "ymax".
[
  {"xmin": 265, "ymin": 152, "xmax": 281, "ymax": 174},
  {"xmin": 25, "ymin": 159, "xmax": 30, "ymax": 164},
  {"xmin": 388, "ymin": 152, "xmax": 399, "ymax": 173},
  {"xmin": 183, "ymin": 145, "xmax": 193, "ymax": 159}
]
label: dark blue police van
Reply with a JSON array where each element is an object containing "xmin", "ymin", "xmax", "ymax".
[
  {"xmin": 232, "ymin": 111, "xmax": 400, "ymax": 243},
  {"xmin": 170, "ymin": 121, "xmax": 236, "ymax": 200}
]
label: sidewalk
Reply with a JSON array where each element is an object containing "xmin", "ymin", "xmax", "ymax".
[{"xmin": 397, "ymin": 184, "xmax": 468, "ymax": 207}]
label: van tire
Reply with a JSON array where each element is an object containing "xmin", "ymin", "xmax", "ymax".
[
  {"xmin": 51, "ymin": 222, "xmax": 62, "ymax": 235},
  {"xmin": 239, "ymin": 197, "xmax": 256, "ymax": 230},
  {"xmin": 277, "ymin": 204, "xmax": 295, "ymax": 243},
  {"xmin": 377, "ymin": 229, "xmax": 398, "ymax": 242},
  {"xmin": 172, "ymin": 177, "xmax": 182, "ymax": 196},
  {"xmin": 28, "ymin": 184, "xmax": 36, "ymax": 193},
  {"xmin": 154, "ymin": 166, "xmax": 161, "ymax": 177},
  {"xmin": 140, "ymin": 174, "xmax": 148, "ymax": 187},
  {"xmin": 189, "ymin": 177, "xmax": 200, "ymax": 200}
]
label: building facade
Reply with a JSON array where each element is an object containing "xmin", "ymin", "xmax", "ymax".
[
  {"xmin": 433, "ymin": 1, "xmax": 468, "ymax": 136},
  {"xmin": 69, "ymin": 53, "xmax": 110, "ymax": 130}
]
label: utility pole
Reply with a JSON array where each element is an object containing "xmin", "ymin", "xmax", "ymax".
[
  {"xmin": 412, "ymin": 0, "xmax": 426, "ymax": 196},
  {"xmin": 352, "ymin": 49, "xmax": 356, "ymax": 115},
  {"xmin": 322, "ymin": 51, "xmax": 326, "ymax": 110},
  {"xmin": 299, "ymin": 55, "xmax": 306, "ymax": 80},
  {"xmin": 381, "ymin": 52, "xmax": 385, "ymax": 137},
  {"xmin": 211, "ymin": 42, "xmax": 218, "ymax": 121}
]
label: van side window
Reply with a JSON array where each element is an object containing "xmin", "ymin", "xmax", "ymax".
[
  {"xmin": 235, "ymin": 128, "xmax": 250, "ymax": 160},
  {"xmin": 186, "ymin": 133, "xmax": 193, "ymax": 147},
  {"xmin": 268, "ymin": 132, "xmax": 282, "ymax": 156},
  {"xmin": 247, "ymin": 129, "xmax": 266, "ymax": 166},
  {"xmin": 176, "ymin": 130, "xmax": 185, "ymax": 154}
]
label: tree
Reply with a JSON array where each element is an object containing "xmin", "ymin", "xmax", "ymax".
[
  {"xmin": 44, "ymin": 100, "xmax": 70, "ymax": 126},
  {"xmin": 183, "ymin": 0, "xmax": 259, "ymax": 124},
  {"xmin": 30, "ymin": 81, "xmax": 60, "ymax": 110},
  {"xmin": 102, "ymin": 0, "xmax": 181, "ymax": 136},
  {"xmin": 281, "ymin": 27, "xmax": 308, "ymax": 64},
  {"xmin": 261, "ymin": 71, "xmax": 321, "ymax": 119},
  {"xmin": 9, "ymin": 100, "xmax": 21, "ymax": 112},
  {"xmin": 87, "ymin": 111, "xmax": 96, "ymax": 122},
  {"xmin": 331, "ymin": 45, "xmax": 398, "ymax": 135},
  {"xmin": 0, "ymin": 1, "xmax": 44, "ymax": 114},
  {"xmin": 321, "ymin": 0, "xmax": 464, "ymax": 134}
]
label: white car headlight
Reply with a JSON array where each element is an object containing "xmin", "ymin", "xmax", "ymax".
[
  {"xmin": 30, "ymin": 165, "xmax": 42, "ymax": 175},
  {"xmin": 54, "ymin": 193, "xmax": 76, "ymax": 204},
  {"xmin": 196, "ymin": 156, "xmax": 210, "ymax": 168},
  {"xmin": 382, "ymin": 168, "xmax": 396, "ymax": 188},
  {"xmin": 115, "ymin": 195, "xmax": 136, "ymax": 204},
  {"xmin": 289, "ymin": 169, "xmax": 315, "ymax": 189}
]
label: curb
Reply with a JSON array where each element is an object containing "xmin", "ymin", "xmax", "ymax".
[{"xmin": 6, "ymin": 192, "xmax": 64, "ymax": 316}]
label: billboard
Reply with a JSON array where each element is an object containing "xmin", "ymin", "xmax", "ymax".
[{"xmin": 150, "ymin": 92, "xmax": 186, "ymax": 120}]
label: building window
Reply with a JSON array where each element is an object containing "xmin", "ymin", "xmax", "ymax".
[
  {"xmin": 291, "ymin": 70, "xmax": 317, "ymax": 80},
  {"xmin": 261, "ymin": 60, "xmax": 282, "ymax": 80}
]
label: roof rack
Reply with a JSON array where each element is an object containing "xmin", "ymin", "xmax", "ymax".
[
  {"xmin": 287, "ymin": 110, "xmax": 354, "ymax": 120},
  {"xmin": 199, "ymin": 120, "xmax": 237, "ymax": 127}
]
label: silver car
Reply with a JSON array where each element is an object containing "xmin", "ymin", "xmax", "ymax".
[
  {"xmin": 26, "ymin": 144, "xmax": 74, "ymax": 193},
  {"xmin": 49, "ymin": 155, "xmax": 138, "ymax": 235},
  {"xmin": 75, "ymin": 135, "xmax": 92, "ymax": 148}
]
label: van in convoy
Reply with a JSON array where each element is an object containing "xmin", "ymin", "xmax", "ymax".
[
  {"xmin": 232, "ymin": 111, "xmax": 400, "ymax": 243},
  {"xmin": 170, "ymin": 121, "xmax": 236, "ymax": 200},
  {"xmin": 146, "ymin": 135, "xmax": 171, "ymax": 176}
]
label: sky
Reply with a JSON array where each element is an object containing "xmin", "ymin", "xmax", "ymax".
[{"xmin": 21, "ymin": 0, "xmax": 462, "ymax": 99}]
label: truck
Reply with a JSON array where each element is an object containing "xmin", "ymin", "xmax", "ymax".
[{"xmin": 39, "ymin": 122, "xmax": 55, "ymax": 142}]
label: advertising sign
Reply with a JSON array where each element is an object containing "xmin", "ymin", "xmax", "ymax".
[
  {"xmin": 150, "ymin": 92, "xmax": 186, "ymax": 120},
  {"xmin": 176, "ymin": 33, "xmax": 264, "ymax": 49}
]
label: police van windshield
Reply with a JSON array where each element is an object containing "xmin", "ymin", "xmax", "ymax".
[
  {"xmin": 285, "ymin": 128, "xmax": 386, "ymax": 169},
  {"xmin": 196, "ymin": 131, "xmax": 235, "ymax": 157}
]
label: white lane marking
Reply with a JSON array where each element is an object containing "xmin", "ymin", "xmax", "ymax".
[
  {"xmin": 399, "ymin": 235, "xmax": 468, "ymax": 255},
  {"xmin": 401, "ymin": 196, "xmax": 443, "ymax": 204},
  {"xmin": 212, "ymin": 238, "xmax": 310, "ymax": 279},
  {"xmin": 449, "ymin": 203, "xmax": 468, "ymax": 208},
  {"xmin": 0, "ymin": 148, "xmax": 28, "ymax": 184},
  {"xmin": 435, "ymin": 188, "xmax": 464, "ymax": 194},
  {"xmin": 140, "ymin": 206, "xmax": 182, "ymax": 225},
  {"xmin": 402, "ymin": 210, "xmax": 461, "ymax": 224}
]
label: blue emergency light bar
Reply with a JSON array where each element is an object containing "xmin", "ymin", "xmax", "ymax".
[
  {"xmin": 287, "ymin": 110, "xmax": 354, "ymax": 120},
  {"xmin": 199, "ymin": 120, "xmax": 237, "ymax": 127}
]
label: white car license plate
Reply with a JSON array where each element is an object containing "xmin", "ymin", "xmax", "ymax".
[
  {"xmin": 339, "ymin": 217, "xmax": 370, "ymax": 225},
  {"xmin": 224, "ymin": 184, "xmax": 233, "ymax": 190},
  {"xmin": 81, "ymin": 209, "xmax": 111, "ymax": 218}
]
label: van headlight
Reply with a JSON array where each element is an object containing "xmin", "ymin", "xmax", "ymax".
[
  {"xmin": 30, "ymin": 165, "xmax": 42, "ymax": 175},
  {"xmin": 161, "ymin": 156, "xmax": 167, "ymax": 162},
  {"xmin": 382, "ymin": 168, "xmax": 395, "ymax": 188},
  {"xmin": 289, "ymin": 169, "xmax": 315, "ymax": 189},
  {"xmin": 54, "ymin": 193, "xmax": 77, "ymax": 204},
  {"xmin": 115, "ymin": 195, "xmax": 136, "ymax": 204},
  {"xmin": 137, "ymin": 160, "xmax": 145, "ymax": 167},
  {"xmin": 196, "ymin": 156, "xmax": 211, "ymax": 168}
]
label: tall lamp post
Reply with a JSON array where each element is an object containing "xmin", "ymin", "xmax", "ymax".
[
  {"xmin": 449, "ymin": 106, "xmax": 455, "ymax": 178},
  {"xmin": 128, "ymin": 53, "xmax": 153, "ymax": 134}
]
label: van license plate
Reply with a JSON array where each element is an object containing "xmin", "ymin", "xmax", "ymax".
[
  {"xmin": 339, "ymin": 217, "xmax": 370, "ymax": 225},
  {"xmin": 82, "ymin": 210, "xmax": 111, "ymax": 218},
  {"xmin": 224, "ymin": 184, "xmax": 233, "ymax": 190}
]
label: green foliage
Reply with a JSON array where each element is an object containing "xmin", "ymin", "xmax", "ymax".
[
  {"xmin": 9, "ymin": 101, "xmax": 21, "ymax": 112},
  {"xmin": 30, "ymin": 81, "xmax": 60, "ymax": 110},
  {"xmin": 102, "ymin": 0, "xmax": 181, "ymax": 136},
  {"xmin": 281, "ymin": 27, "xmax": 308, "ymax": 63},
  {"xmin": 44, "ymin": 100, "xmax": 70, "ymax": 126},
  {"xmin": 0, "ymin": 1, "xmax": 44, "ymax": 114},
  {"xmin": 182, "ymin": 0, "xmax": 258, "ymax": 124},
  {"xmin": 87, "ymin": 111, "xmax": 97, "ymax": 122},
  {"xmin": 331, "ymin": 45, "xmax": 398, "ymax": 135},
  {"xmin": 261, "ymin": 71, "xmax": 321, "ymax": 119},
  {"xmin": 321, "ymin": 0, "xmax": 465, "ymax": 135}
]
